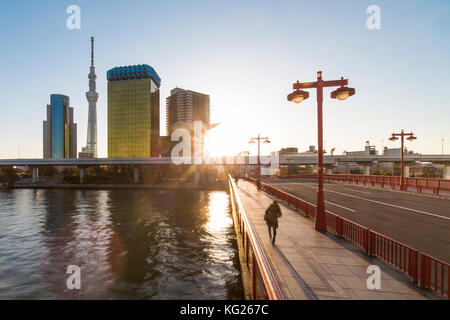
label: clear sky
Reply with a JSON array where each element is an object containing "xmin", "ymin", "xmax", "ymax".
[{"xmin": 0, "ymin": 0, "xmax": 449, "ymax": 158}]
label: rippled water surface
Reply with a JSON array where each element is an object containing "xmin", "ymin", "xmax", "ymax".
[{"xmin": 0, "ymin": 189, "xmax": 243, "ymax": 299}]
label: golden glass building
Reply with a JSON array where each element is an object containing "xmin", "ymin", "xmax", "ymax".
[{"xmin": 107, "ymin": 65, "xmax": 161, "ymax": 158}]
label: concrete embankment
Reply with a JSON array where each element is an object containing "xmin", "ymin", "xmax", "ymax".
[{"xmin": 4, "ymin": 178, "xmax": 227, "ymax": 191}]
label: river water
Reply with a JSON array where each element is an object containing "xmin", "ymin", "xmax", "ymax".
[{"xmin": 0, "ymin": 188, "xmax": 243, "ymax": 299}]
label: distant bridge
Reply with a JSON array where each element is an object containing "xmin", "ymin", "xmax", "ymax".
[
  {"xmin": 280, "ymin": 154, "xmax": 450, "ymax": 164},
  {"xmin": 1, "ymin": 154, "xmax": 449, "ymax": 183},
  {"xmin": 1, "ymin": 154, "xmax": 450, "ymax": 167},
  {"xmin": 278, "ymin": 154, "xmax": 450, "ymax": 179}
]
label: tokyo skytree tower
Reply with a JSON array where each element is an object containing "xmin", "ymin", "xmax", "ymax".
[{"xmin": 83, "ymin": 37, "xmax": 98, "ymax": 157}]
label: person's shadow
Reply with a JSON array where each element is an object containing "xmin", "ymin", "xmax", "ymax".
[{"xmin": 271, "ymin": 245, "xmax": 320, "ymax": 300}]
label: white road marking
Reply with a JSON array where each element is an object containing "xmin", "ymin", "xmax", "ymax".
[
  {"xmin": 294, "ymin": 183, "xmax": 450, "ymax": 221},
  {"xmin": 279, "ymin": 184, "xmax": 356, "ymax": 212},
  {"xmin": 325, "ymin": 200, "xmax": 356, "ymax": 213}
]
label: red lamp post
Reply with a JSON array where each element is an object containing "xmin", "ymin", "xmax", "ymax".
[
  {"xmin": 287, "ymin": 71, "xmax": 355, "ymax": 232},
  {"xmin": 389, "ymin": 130, "xmax": 417, "ymax": 191},
  {"xmin": 249, "ymin": 134, "xmax": 270, "ymax": 183}
]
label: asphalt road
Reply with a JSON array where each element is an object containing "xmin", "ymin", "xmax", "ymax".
[{"xmin": 264, "ymin": 178, "xmax": 450, "ymax": 263}]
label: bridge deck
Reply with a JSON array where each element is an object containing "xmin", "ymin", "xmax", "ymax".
[
  {"xmin": 235, "ymin": 180, "xmax": 438, "ymax": 300},
  {"xmin": 266, "ymin": 178, "xmax": 450, "ymax": 263}
]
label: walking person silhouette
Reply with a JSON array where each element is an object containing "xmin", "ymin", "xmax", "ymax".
[{"xmin": 264, "ymin": 200, "xmax": 282, "ymax": 245}]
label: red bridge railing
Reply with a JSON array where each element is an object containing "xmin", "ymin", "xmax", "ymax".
[
  {"xmin": 280, "ymin": 174, "xmax": 450, "ymax": 196},
  {"xmin": 420, "ymin": 253, "xmax": 449, "ymax": 298},
  {"xmin": 228, "ymin": 176, "xmax": 285, "ymax": 300},
  {"xmin": 245, "ymin": 177, "xmax": 449, "ymax": 299},
  {"xmin": 341, "ymin": 218, "xmax": 369, "ymax": 252},
  {"xmin": 369, "ymin": 231, "xmax": 419, "ymax": 283}
]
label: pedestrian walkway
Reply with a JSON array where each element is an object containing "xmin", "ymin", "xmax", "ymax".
[{"xmin": 235, "ymin": 180, "xmax": 438, "ymax": 300}]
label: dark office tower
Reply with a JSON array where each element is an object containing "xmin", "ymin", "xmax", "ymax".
[
  {"xmin": 43, "ymin": 94, "xmax": 77, "ymax": 159},
  {"xmin": 107, "ymin": 65, "xmax": 161, "ymax": 158},
  {"xmin": 166, "ymin": 88, "xmax": 210, "ymax": 135}
]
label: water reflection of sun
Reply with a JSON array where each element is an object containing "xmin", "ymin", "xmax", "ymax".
[{"xmin": 206, "ymin": 192, "xmax": 232, "ymax": 233}]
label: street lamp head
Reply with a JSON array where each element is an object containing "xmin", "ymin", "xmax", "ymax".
[
  {"xmin": 317, "ymin": 71, "xmax": 323, "ymax": 80},
  {"xmin": 389, "ymin": 136, "xmax": 398, "ymax": 142},
  {"xmin": 264, "ymin": 139, "xmax": 271, "ymax": 144},
  {"xmin": 248, "ymin": 140, "xmax": 255, "ymax": 144},
  {"xmin": 407, "ymin": 136, "xmax": 417, "ymax": 141},
  {"xmin": 288, "ymin": 89, "xmax": 309, "ymax": 103},
  {"xmin": 331, "ymin": 86, "xmax": 355, "ymax": 100}
]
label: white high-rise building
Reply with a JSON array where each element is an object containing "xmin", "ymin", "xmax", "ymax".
[{"xmin": 80, "ymin": 37, "xmax": 98, "ymax": 158}]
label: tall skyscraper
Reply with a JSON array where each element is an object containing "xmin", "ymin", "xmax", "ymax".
[
  {"xmin": 43, "ymin": 94, "xmax": 77, "ymax": 159},
  {"xmin": 166, "ymin": 88, "xmax": 217, "ymax": 158},
  {"xmin": 107, "ymin": 64, "xmax": 161, "ymax": 158},
  {"xmin": 166, "ymin": 88, "xmax": 210, "ymax": 135},
  {"xmin": 80, "ymin": 37, "xmax": 98, "ymax": 158}
]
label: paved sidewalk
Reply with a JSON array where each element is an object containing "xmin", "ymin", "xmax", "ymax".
[{"xmin": 236, "ymin": 180, "xmax": 438, "ymax": 300}]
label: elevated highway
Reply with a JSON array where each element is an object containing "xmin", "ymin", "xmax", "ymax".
[
  {"xmin": 1, "ymin": 153, "xmax": 450, "ymax": 183},
  {"xmin": 1, "ymin": 154, "xmax": 450, "ymax": 167}
]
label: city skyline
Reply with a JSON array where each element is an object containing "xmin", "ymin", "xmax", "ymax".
[
  {"xmin": 1, "ymin": 1, "xmax": 450, "ymax": 305},
  {"xmin": 0, "ymin": 1, "xmax": 449, "ymax": 159}
]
